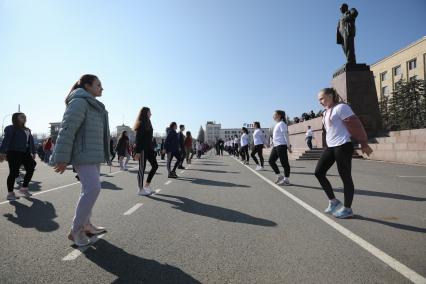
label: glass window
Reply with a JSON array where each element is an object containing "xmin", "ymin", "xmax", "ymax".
[
  {"xmin": 408, "ymin": 59, "xmax": 417, "ymax": 70},
  {"xmin": 381, "ymin": 86, "xmax": 389, "ymax": 96},
  {"xmin": 393, "ymin": 65, "xmax": 402, "ymax": 76},
  {"xmin": 380, "ymin": 71, "xmax": 388, "ymax": 81}
]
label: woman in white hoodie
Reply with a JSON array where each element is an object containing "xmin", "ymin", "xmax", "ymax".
[{"xmin": 240, "ymin": 127, "xmax": 250, "ymax": 165}]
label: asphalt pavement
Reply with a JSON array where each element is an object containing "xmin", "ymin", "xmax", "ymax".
[{"xmin": 0, "ymin": 153, "xmax": 425, "ymax": 283}]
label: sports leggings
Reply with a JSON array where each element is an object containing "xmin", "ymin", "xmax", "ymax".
[
  {"xmin": 268, "ymin": 145, "xmax": 290, "ymax": 177},
  {"xmin": 314, "ymin": 142, "xmax": 354, "ymax": 208},
  {"xmin": 251, "ymin": 144, "xmax": 264, "ymax": 167},
  {"xmin": 240, "ymin": 145, "xmax": 249, "ymax": 162},
  {"xmin": 137, "ymin": 149, "xmax": 159, "ymax": 189}
]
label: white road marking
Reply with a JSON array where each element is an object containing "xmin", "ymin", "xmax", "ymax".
[
  {"xmin": 180, "ymin": 170, "xmax": 185, "ymax": 174},
  {"xmin": 62, "ymin": 233, "xmax": 106, "ymax": 261},
  {"xmin": 154, "ymin": 189, "xmax": 162, "ymax": 194},
  {"xmin": 0, "ymin": 166, "xmax": 137, "ymax": 206},
  {"xmin": 123, "ymin": 203, "xmax": 143, "ymax": 215},
  {"xmin": 165, "ymin": 180, "xmax": 172, "ymax": 185},
  {"xmin": 397, "ymin": 176, "xmax": 426, "ymax": 178},
  {"xmin": 230, "ymin": 156, "xmax": 426, "ymax": 284}
]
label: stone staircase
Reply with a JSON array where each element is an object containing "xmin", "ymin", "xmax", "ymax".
[{"xmin": 290, "ymin": 148, "xmax": 363, "ymax": 161}]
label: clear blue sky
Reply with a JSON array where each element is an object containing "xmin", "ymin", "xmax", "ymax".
[{"xmin": 1, "ymin": 0, "xmax": 425, "ymax": 137}]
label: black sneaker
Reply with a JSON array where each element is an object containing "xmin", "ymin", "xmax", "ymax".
[{"xmin": 178, "ymin": 166, "xmax": 186, "ymax": 170}]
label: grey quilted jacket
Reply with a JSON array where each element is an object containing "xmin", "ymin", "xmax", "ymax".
[{"xmin": 51, "ymin": 88, "xmax": 110, "ymax": 165}]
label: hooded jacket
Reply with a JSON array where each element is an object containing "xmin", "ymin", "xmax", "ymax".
[{"xmin": 50, "ymin": 88, "xmax": 110, "ymax": 165}]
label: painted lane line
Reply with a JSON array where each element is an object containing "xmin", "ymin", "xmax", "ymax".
[
  {"xmin": 62, "ymin": 233, "xmax": 106, "ymax": 261},
  {"xmin": 0, "ymin": 182, "xmax": 81, "ymax": 206},
  {"xmin": 0, "ymin": 166, "xmax": 137, "ymax": 206},
  {"xmin": 154, "ymin": 189, "xmax": 162, "ymax": 194},
  {"xmin": 230, "ymin": 156, "xmax": 426, "ymax": 284},
  {"xmin": 397, "ymin": 176, "xmax": 426, "ymax": 178},
  {"xmin": 124, "ymin": 203, "xmax": 143, "ymax": 216},
  {"xmin": 165, "ymin": 180, "xmax": 172, "ymax": 185}
]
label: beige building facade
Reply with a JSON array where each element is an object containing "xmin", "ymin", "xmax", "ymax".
[{"xmin": 371, "ymin": 36, "xmax": 426, "ymax": 100}]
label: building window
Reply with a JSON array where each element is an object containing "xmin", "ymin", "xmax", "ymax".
[
  {"xmin": 408, "ymin": 59, "xmax": 417, "ymax": 70},
  {"xmin": 380, "ymin": 71, "xmax": 388, "ymax": 81},
  {"xmin": 409, "ymin": 75, "xmax": 417, "ymax": 81},
  {"xmin": 393, "ymin": 65, "xmax": 402, "ymax": 76},
  {"xmin": 381, "ymin": 86, "xmax": 389, "ymax": 97},
  {"xmin": 394, "ymin": 80, "xmax": 402, "ymax": 90}
]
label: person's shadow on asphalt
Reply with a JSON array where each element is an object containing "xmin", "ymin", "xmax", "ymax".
[
  {"xmin": 148, "ymin": 193, "xmax": 277, "ymax": 227},
  {"xmin": 3, "ymin": 198, "xmax": 59, "ymax": 232},
  {"xmin": 177, "ymin": 177, "xmax": 250, "ymax": 189},
  {"xmin": 84, "ymin": 239, "xmax": 201, "ymax": 284}
]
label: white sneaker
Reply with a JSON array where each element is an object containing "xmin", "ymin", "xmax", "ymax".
[
  {"xmin": 144, "ymin": 186, "xmax": 154, "ymax": 195},
  {"xmin": 138, "ymin": 188, "xmax": 153, "ymax": 196},
  {"xmin": 68, "ymin": 230, "xmax": 91, "ymax": 247},
  {"xmin": 275, "ymin": 175, "xmax": 284, "ymax": 185},
  {"xmin": 18, "ymin": 187, "xmax": 32, "ymax": 197},
  {"xmin": 255, "ymin": 165, "xmax": 263, "ymax": 171},
  {"xmin": 282, "ymin": 179, "xmax": 291, "ymax": 186}
]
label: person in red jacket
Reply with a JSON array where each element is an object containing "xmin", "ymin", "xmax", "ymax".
[{"xmin": 315, "ymin": 88, "xmax": 372, "ymax": 219}]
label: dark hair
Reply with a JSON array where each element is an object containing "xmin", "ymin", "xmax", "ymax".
[
  {"xmin": 241, "ymin": 127, "xmax": 248, "ymax": 134},
  {"xmin": 275, "ymin": 110, "xmax": 287, "ymax": 123},
  {"xmin": 118, "ymin": 131, "xmax": 128, "ymax": 141},
  {"xmin": 67, "ymin": 74, "xmax": 98, "ymax": 99},
  {"xmin": 186, "ymin": 131, "xmax": 192, "ymax": 139},
  {"xmin": 254, "ymin": 121, "xmax": 260, "ymax": 128},
  {"xmin": 11, "ymin": 112, "xmax": 26, "ymax": 128},
  {"xmin": 170, "ymin": 122, "xmax": 177, "ymax": 129},
  {"xmin": 320, "ymin": 87, "xmax": 343, "ymax": 104},
  {"xmin": 179, "ymin": 125, "xmax": 185, "ymax": 130},
  {"xmin": 133, "ymin": 107, "xmax": 152, "ymax": 131}
]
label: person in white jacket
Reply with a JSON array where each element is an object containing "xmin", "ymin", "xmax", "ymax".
[
  {"xmin": 251, "ymin": 122, "xmax": 265, "ymax": 170},
  {"xmin": 240, "ymin": 127, "xmax": 250, "ymax": 164},
  {"xmin": 269, "ymin": 110, "xmax": 292, "ymax": 185}
]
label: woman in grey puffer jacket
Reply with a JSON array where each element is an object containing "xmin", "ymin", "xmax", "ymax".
[{"xmin": 51, "ymin": 74, "xmax": 110, "ymax": 247}]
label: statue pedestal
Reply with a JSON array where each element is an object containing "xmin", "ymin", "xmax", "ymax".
[{"xmin": 331, "ymin": 63, "xmax": 382, "ymax": 137}]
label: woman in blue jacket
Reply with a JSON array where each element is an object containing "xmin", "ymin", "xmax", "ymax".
[
  {"xmin": 51, "ymin": 74, "xmax": 110, "ymax": 247},
  {"xmin": 0, "ymin": 112, "xmax": 36, "ymax": 200},
  {"xmin": 164, "ymin": 122, "xmax": 181, "ymax": 178}
]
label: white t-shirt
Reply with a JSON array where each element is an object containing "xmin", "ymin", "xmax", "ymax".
[
  {"xmin": 240, "ymin": 133, "xmax": 249, "ymax": 147},
  {"xmin": 233, "ymin": 137, "xmax": 239, "ymax": 145},
  {"xmin": 253, "ymin": 129, "xmax": 264, "ymax": 145},
  {"xmin": 323, "ymin": 103, "xmax": 355, "ymax": 147},
  {"xmin": 306, "ymin": 129, "xmax": 313, "ymax": 138},
  {"xmin": 272, "ymin": 121, "xmax": 289, "ymax": 146}
]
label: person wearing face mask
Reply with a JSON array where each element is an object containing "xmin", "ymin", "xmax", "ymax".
[
  {"xmin": 269, "ymin": 110, "xmax": 292, "ymax": 186},
  {"xmin": 0, "ymin": 112, "xmax": 36, "ymax": 200},
  {"xmin": 315, "ymin": 87, "xmax": 372, "ymax": 219},
  {"xmin": 51, "ymin": 74, "xmax": 110, "ymax": 247}
]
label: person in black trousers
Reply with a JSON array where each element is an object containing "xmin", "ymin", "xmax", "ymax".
[
  {"xmin": 0, "ymin": 112, "xmax": 36, "ymax": 200},
  {"xmin": 178, "ymin": 125, "xmax": 186, "ymax": 169},
  {"xmin": 134, "ymin": 107, "xmax": 158, "ymax": 196},
  {"xmin": 109, "ymin": 137, "xmax": 116, "ymax": 163},
  {"xmin": 164, "ymin": 122, "xmax": 181, "ymax": 178}
]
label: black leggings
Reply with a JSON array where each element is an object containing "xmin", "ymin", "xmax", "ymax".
[
  {"xmin": 314, "ymin": 142, "xmax": 354, "ymax": 208},
  {"xmin": 167, "ymin": 151, "xmax": 181, "ymax": 173},
  {"xmin": 6, "ymin": 151, "xmax": 36, "ymax": 192},
  {"xmin": 251, "ymin": 144, "xmax": 264, "ymax": 167},
  {"xmin": 240, "ymin": 145, "xmax": 249, "ymax": 162},
  {"xmin": 268, "ymin": 145, "xmax": 290, "ymax": 177},
  {"xmin": 137, "ymin": 150, "xmax": 158, "ymax": 187}
]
